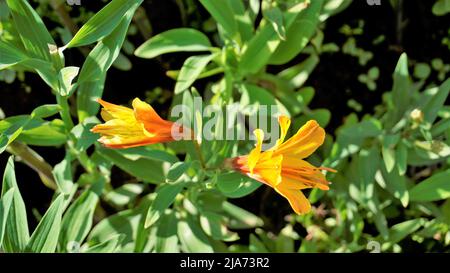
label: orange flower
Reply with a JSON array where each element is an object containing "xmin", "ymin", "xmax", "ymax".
[
  {"xmin": 228, "ymin": 116, "xmax": 335, "ymax": 215},
  {"xmin": 91, "ymin": 98, "xmax": 187, "ymax": 148}
]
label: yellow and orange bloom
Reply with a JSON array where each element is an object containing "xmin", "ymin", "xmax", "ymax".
[
  {"xmin": 91, "ymin": 98, "xmax": 187, "ymax": 148},
  {"xmin": 228, "ymin": 116, "xmax": 335, "ymax": 215}
]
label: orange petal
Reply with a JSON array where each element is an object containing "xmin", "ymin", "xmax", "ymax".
[
  {"xmin": 275, "ymin": 120, "xmax": 325, "ymax": 159},
  {"xmin": 248, "ymin": 129, "xmax": 264, "ymax": 174},
  {"xmin": 275, "ymin": 187, "xmax": 311, "ymax": 215},
  {"xmin": 132, "ymin": 97, "xmax": 166, "ymax": 125},
  {"xmin": 252, "ymin": 154, "xmax": 283, "ymax": 187},
  {"xmin": 271, "ymin": 115, "xmax": 291, "ymax": 150},
  {"xmin": 97, "ymin": 99, "xmax": 134, "ymax": 122}
]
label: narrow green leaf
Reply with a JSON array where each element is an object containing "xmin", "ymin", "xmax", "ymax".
[
  {"xmin": 154, "ymin": 211, "xmax": 179, "ymax": 253},
  {"xmin": 59, "ymin": 189, "xmax": 100, "ymax": 252},
  {"xmin": 26, "ymin": 194, "xmax": 64, "ymax": 253},
  {"xmin": 262, "ymin": 4, "xmax": 286, "ymax": 40},
  {"xmin": 239, "ymin": 2, "xmax": 310, "ymax": 74},
  {"xmin": 85, "ymin": 234, "xmax": 124, "ymax": 253},
  {"xmin": 1, "ymin": 156, "xmax": 29, "ymax": 252},
  {"xmin": 52, "ymin": 153, "xmax": 74, "ymax": 195},
  {"xmin": 96, "ymin": 147, "xmax": 166, "ymax": 184},
  {"xmin": 57, "ymin": 66, "xmax": 79, "ymax": 96},
  {"xmin": 6, "ymin": 0, "xmax": 55, "ymax": 62},
  {"xmin": 135, "ymin": 28, "xmax": 212, "ymax": 59},
  {"xmin": 77, "ymin": 8, "xmax": 137, "ymax": 121},
  {"xmin": 166, "ymin": 162, "xmax": 191, "ymax": 182},
  {"xmin": 269, "ymin": 0, "xmax": 324, "ymax": 65},
  {"xmin": 66, "ymin": 0, "xmax": 143, "ymax": 48},
  {"xmin": 145, "ymin": 182, "xmax": 185, "ymax": 228},
  {"xmin": 0, "ymin": 40, "xmax": 28, "ymax": 70},
  {"xmin": 409, "ymin": 170, "xmax": 450, "ymax": 202},
  {"xmin": 423, "ymin": 78, "xmax": 450, "ymax": 124},
  {"xmin": 199, "ymin": 0, "xmax": 238, "ymax": 39},
  {"xmin": 382, "ymin": 219, "xmax": 424, "ymax": 250},
  {"xmin": 178, "ymin": 215, "xmax": 214, "ymax": 253},
  {"xmin": 222, "ymin": 201, "xmax": 263, "ymax": 229},
  {"xmin": 31, "ymin": 104, "xmax": 61, "ymax": 119},
  {"xmin": 175, "ymin": 54, "xmax": 214, "ymax": 94},
  {"xmin": 396, "ymin": 140, "xmax": 408, "ymax": 175},
  {"xmin": 381, "ymin": 135, "xmax": 399, "ymax": 173},
  {"xmin": 0, "ymin": 188, "xmax": 14, "ymax": 248},
  {"xmin": 229, "ymin": 0, "xmax": 254, "ymax": 42}
]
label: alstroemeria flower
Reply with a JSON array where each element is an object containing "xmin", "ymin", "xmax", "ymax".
[
  {"xmin": 229, "ymin": 116, "xmax": 335, "ymax": 215},
  {"xmin": 91, "ymin": 98, "xmax": 186, "ymax": 148}
]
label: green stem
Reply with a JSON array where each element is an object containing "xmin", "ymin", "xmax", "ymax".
[
  {"xmin": 193, "ymin": 139, "xmax": 207, "ymax": 169},
  {"xmin": 56, "ymin": 94, "xmax": 74, "ymax": 130},
  {"xmin": 6, "ymin": 142, "xmax": 57, "ymax": 190}
]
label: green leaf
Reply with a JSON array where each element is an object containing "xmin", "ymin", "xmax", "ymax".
[
  {"xmin": 423, "ymin": 78, "xmax": 450, "ymax": 124},
  {"xmin": 154, "ymin": 211, "xmax": 179, "ymax": 253},
  {"xmin": 228, "ymin": 0, "xmax": 254, "ymax": 42},
  {"xmin": 26, "ymin": 194, "xmax": 64, "ymax": 253},
  {"xmin": 199, "ymin": 0, "xmax": 238, "ymax": 39},
  {"xmin": 222, "ymin": 201, "xmax": 263, "ymax": 229},
  {"xmin": 85, "ymin": 234, "xmax": 124, "ymax": 253},
  {"xmin": 200, "ymin": 211, "xmax": 239, "ymax": 242},
  {"xmin": 88, "ymin": 209, "xmax": 141, "ymax": 248},
  {"xmin": 16, "ymin": 119, "xmax": 67, "ymax": 147},
  {"xmin": 57, "ymin": 66, "xmax": 79, "ymax": 96},
  {"xmin": 0, "ymin": 188, "xmax": 14, "ymax": 248},
  {"xmin": 269, "ymin": 0, "xmax": 324, "ymax": 65},
  {"xmin": 216, "ymin": 171, "xmax": 262, "ymax": 199},
  {"xmin": 31, "ymin": 104, "xmax": 61, "ymax": 119},
  {"xmin": 135, "ymin": 28, "xmax": 212, "ymax": 59},
  {"xmin": 52, "ymin": 153, "xmax": 74, "ymax": 195},
  {"xmin": 388, "ymin": 53, "xmax": 411, "ymax": 127},
  {"xmin": 66, "ymin": 0, "xmax": 143, "ymax": 48},
  {"xmin": 396, "ymin": 140, "xmax": 408, "ymax": 176},
  {"xmin": 70, "ymin": 117, "xmax": 99, "ymax": 152},
  {"xmin": 432, "ymin": 0, "xmax": 450, "ymax": 16},
  {"xmin": 379, "ymin": 164, "xmax": 409, "ymax": 207},
  {"xmin": 239, "ymin": 2, "xmax": 309, "ymax": 74},
  {"xmin": 167, "ymin": 162, "xmax": 191, "ymax": 182},
  {"xmin": 382, "ymin": 219, "xmax": 424, "ymax": 250},
  {"xmin": 178, "ymin": 215, "xmax": 214, "ymax": 253},
  {"xmin": 262, "ymin": 4, "xmax": 286, "ymax": 40},
  {"xmin": 175, "ymin": 54, "xmax": 215, "ymax": 94},
  {"xmin": 381, "ymin": 134, "xmax": 399, "ymax": 173},
  {"xmin": 144, "ymin": 182, "xmax": 185, "ymax": 228},
  {"xmin": 0, "ymin": 115, "xmax": 30, "ymax": 154},
  {"xmin": 1, "ymin": 156, "xmax": 29, "ymax": 252},
  {"xmin": 216, "ymin": 172, "xmax": 246, "ymax": 194},
  {"xmin": 77, "ymin": 9, "xmax": 137, "ymax": 121},
  {"xmin": 96, "ymin": 147, "xmax": 166, "ymax": 184},
  {"xmin": 409, "ymin": 170, "xmax": 450, "ymax": 202},
  {"xmin": 0, "ymin": 40, "xmax": 28, "ymax": 70},
  {"xmin": 249, "ymin": 234, "xmax": 269, "ymax": 252},
  {"xmin": 105, "ymin": 183, "xmax": 144, "ymax": 207},
  {"xmin": 59, "ymin": 189, "xmax": 100, "ymax": 252},
  {"xmin": 277, "ymin": 54, "xmax": 320, "ymax": 88},
  {"xmin": 6, "ymin": 0, "xmax": 55, "ymax": 62}
]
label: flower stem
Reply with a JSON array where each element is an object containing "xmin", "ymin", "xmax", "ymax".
[
  {"xmin": 56, "ymin": 94, "xmax": 74, "ymax": 131},
  {"xmin": 193, "ymin": 139, "xmax": 207, "ymax": 169},
  {"xmin": 6, "ymin": 142, "xmax": 57, "ymax": 190}
]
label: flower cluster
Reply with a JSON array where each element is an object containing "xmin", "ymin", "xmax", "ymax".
[{"xmin": 91, "ymin": 99, "xmax": 335, "ymax": 214}]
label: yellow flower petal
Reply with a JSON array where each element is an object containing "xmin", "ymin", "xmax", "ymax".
[
  {"xmin": 275, "ymin": 120, "xmax": 325, "ymax": 159},
  {"xmin": 275, "ymin": 187, "xmax": 311, "ymax": 215},
  {"xmin": 92, "ymin": 98, "xmax": 183, "ymax": 148},
  {"xmin": 248, "ymin": 129, "xmax": 264, "ymax": 174},
  {"xmin": 271, "ymin": 115, "xmax": 291, "ymax": 150}
]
